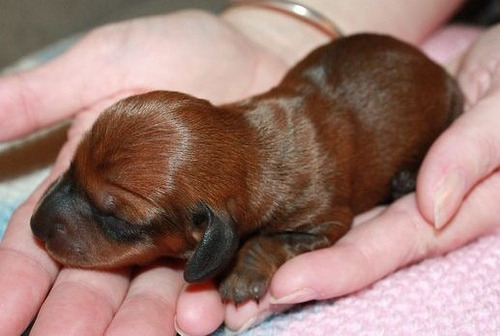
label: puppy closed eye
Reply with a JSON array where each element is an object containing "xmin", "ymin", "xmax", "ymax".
[
  {"xmin": 92, "ymin": 199, "xmax": 152, "ymax": 243},
  {"xmin": 98, "ymin": 194, "xmax": 117, "ymax": 214}
]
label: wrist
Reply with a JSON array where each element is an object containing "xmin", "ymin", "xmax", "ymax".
[
  {"xmin": 221, "ymin": 0, "xmax": 464, "ymax": 66},
  {"xmin": 221, "ymin": 4, "xmax": 332, "ymax": 66}
]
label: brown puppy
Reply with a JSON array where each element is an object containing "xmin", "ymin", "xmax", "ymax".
[{"xmin": 31, "ymin": 34, "xmax": 462, "ymax": 304}]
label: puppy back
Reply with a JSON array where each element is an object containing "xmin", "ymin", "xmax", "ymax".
[{"xmin": 243, "ymin": 34, "xmax": 463, "ymax": 216}]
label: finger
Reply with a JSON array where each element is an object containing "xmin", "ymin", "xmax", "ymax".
[
  {"xmin": 29, "ymin": 268, "xmax": 129, "ymax": 336},
  {"xmin": 0, "ymin": 158, "xmax": 70, "ymax": 335},
  {"xmin": 0, "ymin": 32, "xmax": 143, "ymax": 142},
  {"xmin": 105, "ymin": 262, "xmax": 183, "ymax": 336},
  {"xmin": 269, "ymin": 198, "xmax": 422, "ymax": 305},
  {"xmin": 0, "ymin": 45, "xmax": 91, "ymax": 141},
  {"xmin": 0, "ymin": 197, "xmax": 59, "ymax": 335},
  {"xmin": 0, "ymin": 155, "xmax": 118, "ymax": 336},
  {"xmin": 417, "ymin": 25, "xmax": 500, "ymax": 229},
  {"xmin": 455, "ymin": 24, "xmax": 500, "ymax": 106},
  {"xmin": 0, "ymin": 98, "xmax": 117, "ymax": 334},
  {"xmin": 223, "ymin": 292, "xmax": 292, "ymax": 333},
  {"xmin": 417, "ymin": 81, "xmax": 500, "ymax": 229},
  {"xmin": 175, "ymin": 281, "xmax": 225, "ymax": 336},
  {"xmin": 220, "ymin": 207, "xmax": 392, "ymax": 331},
  {"xmin": 419, "ymin": 24, "xmax": 482, "ymax": 69},
  {"xmin": 268, "ymin": 171, "xmax": 499, "ymax": 305}
]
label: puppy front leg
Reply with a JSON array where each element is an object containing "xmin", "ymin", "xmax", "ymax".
[{"xmin": 219, "ymin": 207, "xmax": 352, "ymax": 304}]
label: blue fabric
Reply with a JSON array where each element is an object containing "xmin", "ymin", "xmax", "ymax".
[
  {"xmin": 0, "ymin": 201, "xmax": 18, "ymax": 237},
  {"xmin": 0, "ymin": 168, "xmax": 49, "ymax": 239}
]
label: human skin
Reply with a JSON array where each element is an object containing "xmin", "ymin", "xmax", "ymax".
[{"xmin": 5, "ymin": 1, "xmax": 497, "ymax": 335}]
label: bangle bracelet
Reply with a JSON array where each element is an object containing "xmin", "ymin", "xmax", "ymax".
[{"xmin": 227, "ymin": 0, "xmax": 342, "ymax": 39}]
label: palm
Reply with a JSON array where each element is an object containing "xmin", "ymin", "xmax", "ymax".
[{"xmin": 66, "ymin": 11, "xmax": 287, "ymax": 103}]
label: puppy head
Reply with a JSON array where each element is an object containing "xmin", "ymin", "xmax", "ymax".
[{"xmin": 31, "ymin": 91, "xmax": 250, "ymax": 282}]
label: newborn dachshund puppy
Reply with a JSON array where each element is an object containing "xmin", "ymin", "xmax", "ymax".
[{"xmin": 31, "ymin": 34, "xmax": 462, "ymax": 303}]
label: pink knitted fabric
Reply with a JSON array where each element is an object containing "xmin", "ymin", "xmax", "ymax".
[{"xmin": 242, "ymin": 234, "xmax": 500, "ymax": 335}]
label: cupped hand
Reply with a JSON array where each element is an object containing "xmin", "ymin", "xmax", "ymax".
[
  {"xmin": 0, "ymin": 10, "xmax": 287, "ymax": 142},
  {"xmin": 179, "ymin": 25, "xmax": 500, "ymax": 333},
  {"xmin": 0, "ymin": 10, "xmax": 288, "ymax": 336}
]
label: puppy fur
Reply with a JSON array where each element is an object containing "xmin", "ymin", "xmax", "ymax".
[{"xmin": 31, "ymin": 34, "xmax": 463, "ymax": 303}]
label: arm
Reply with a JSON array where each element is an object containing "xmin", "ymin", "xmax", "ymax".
[{"xmin": 222, "ymin": 0, "xmax": 464, "ymax": 65}]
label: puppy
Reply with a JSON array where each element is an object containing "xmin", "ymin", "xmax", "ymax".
[{"xmin": 31, "ymin": 34, "xmax": 462, "ymax": 303}]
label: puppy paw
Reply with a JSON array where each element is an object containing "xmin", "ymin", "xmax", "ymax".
[
  {"xmin": 219, "ymin": 267, "xmax": 271, "ymax": 304},
  {"xmin": 391, "ymin": 170, "xmax": 417, "ymax": 200},
  {"xmin": 218, "ymin": 235, "xmax": 283, "ymax": 304},
  {"xmin": 217, "ymin": 230, "xmax": 336, "ymax": 304}
]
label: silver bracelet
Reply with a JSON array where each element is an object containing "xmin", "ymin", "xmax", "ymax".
[{"xmin": 228, "ymin": 0, "xmax": 342, "ymax": 39}]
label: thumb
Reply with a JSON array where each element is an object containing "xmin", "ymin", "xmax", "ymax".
[
  {"xmin": 417, "ymin": 81, "xmax": 500, "ymax": 229},
  {"xmin": 0, "ymin": 61, "xmax": 81, "ymax": 142},
  {"xmin": 0, "ymin": 30, "xmax": 140, "ymax": 142},
  {"xmin": 417, "ymin": 100, "xmax": 500, "ymax": 229},
  {"xmin": 417, "ymin": 25, "xmax": 500, "ymax": 229},
  {"xmin": 0, "ymin": 36, "xmax": 98, "ymax": 142}
]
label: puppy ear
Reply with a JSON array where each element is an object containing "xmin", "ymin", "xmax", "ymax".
[{"xmin": 184, "ymin": 204, "xmax": 238, "ymax": 283}]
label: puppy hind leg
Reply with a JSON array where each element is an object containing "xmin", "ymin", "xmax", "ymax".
[
  {"xmin": 218, "ymin": 209, "xmax": 352, "ymax": 304},
  {"xmin": 218, "ymin": 234, "xmax": 289, "ymax": 304}
]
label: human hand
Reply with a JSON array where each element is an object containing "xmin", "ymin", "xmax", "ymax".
[
  {"xmin": 175, "ymin": 25, "xmax": 500, "ymax": 333},
  {"xmin": 0, "ymin": 10, "xmax": 289, "ymax": 335},
  {"xmin": 0, "ymin": 10, "xmax": 288, "ymax": 143}
]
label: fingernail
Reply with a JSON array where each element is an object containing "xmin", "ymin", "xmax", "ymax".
[
  {"xmin": 270, "ymin": 287, "xmax": 318, "ymax": 305},
  {"xmin": 225, "ymin": 316, "xmax": 257, "ymax": 335},
  {"xmin": 434, "ymin": 171, "xmax": 466, "ymax": 229},
  {"xmin": 174, "ymin": 316, "xmax": 193, "ymax": 336},
  {"xmin": 225, "ymin": 311, "xmax": 271, "ymax": 335}
]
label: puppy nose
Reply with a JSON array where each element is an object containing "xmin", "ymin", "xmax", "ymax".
[
  {"xmin": 30, "ymin": 209, "xmax": 55, "ymax": 243},
  {"xmin": 31, "ymin": 192, "xmax": 67, "ymax": 243},
  {"xmin": 30, "ymin": 176, "xmax": 73, "ymax": 243}
]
